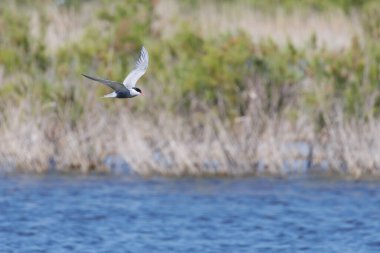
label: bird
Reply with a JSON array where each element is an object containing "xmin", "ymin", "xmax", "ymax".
[{"xmin": 82, "ymin": 46, "xmax": 149, "ymax": 98}]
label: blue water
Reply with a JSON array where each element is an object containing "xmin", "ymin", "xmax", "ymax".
[{"xmin": 1, "ymin": 174, "xmax": 380, "ymax": 253}]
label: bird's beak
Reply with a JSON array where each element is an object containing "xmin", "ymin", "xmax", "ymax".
[{"xmin": 141, "ymin": 92, "xmax": 144, "ymax": 96}]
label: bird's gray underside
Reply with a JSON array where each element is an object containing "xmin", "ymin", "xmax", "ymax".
[{"xmin": 115, "ymin": 91, "xmax": 138, "ymax": 98}]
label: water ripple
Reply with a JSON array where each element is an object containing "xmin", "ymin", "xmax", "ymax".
[{"xmin": 1, "ymin": 175, "xmax": 380, "ymax": 252}]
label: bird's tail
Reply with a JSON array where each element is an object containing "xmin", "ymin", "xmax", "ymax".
[{"xmin": 103, "ymin": 92, "xmax": 117, "ymax": 98}]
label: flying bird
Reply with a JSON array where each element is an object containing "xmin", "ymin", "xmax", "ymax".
[{"xmin": 82, "ymin": 46, "xmax": 149, "ymax": 98}]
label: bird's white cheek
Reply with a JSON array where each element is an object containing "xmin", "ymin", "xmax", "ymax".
[{"xmin": 130, "ymin": 90, "xmax": 138, "ymax": 96}]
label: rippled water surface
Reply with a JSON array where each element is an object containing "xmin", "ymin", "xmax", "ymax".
[{"xmin": 1, "ymin": 174, "xmax": 380, "ymax": 253}]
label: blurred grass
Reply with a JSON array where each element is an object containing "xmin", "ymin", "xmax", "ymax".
[{"xmin": 0, "ymin": 0, "xmax": 380, "ymax": 177}]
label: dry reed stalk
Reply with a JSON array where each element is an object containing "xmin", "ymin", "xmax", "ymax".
[
  {"xmin": 0, "ymin": 102, "xmax": 53, "ymax": 173},
  {"xmin": 323, "ymin": 116, "xmax": 380, "ymax": 179}
]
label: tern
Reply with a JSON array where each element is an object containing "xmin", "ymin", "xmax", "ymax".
[{"xmin": 82, "ymin": 46, "xmax": 149, "ymax": 98}]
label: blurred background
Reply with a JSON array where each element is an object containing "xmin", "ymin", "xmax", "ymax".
[
  {"xmin": 1, "ymin": 0, "xmax": 380, "ymax": 177},
  {"xmin": 1, "ymin": 0, "xmax": 380, "ymax": 252}
]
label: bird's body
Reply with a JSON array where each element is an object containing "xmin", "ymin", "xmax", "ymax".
[
  {"xmin": 82, "ymin": 46, "xmax": 149, "ymax": 98},
  {"xmin": 103, "ymin": 91, "xmax": 138, "ymax": 99}
]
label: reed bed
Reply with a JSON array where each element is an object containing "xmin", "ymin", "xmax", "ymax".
[
  {"xmin": 1, "ymin": 0, "xmax": 380, "ymax": 178},
  {"xmin": 1, "ymin": 96, "xmax": 380, "ymax": 179}
]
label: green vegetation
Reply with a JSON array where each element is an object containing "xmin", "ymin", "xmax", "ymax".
[
  {"xmin": 1, "ymin": 0, "xmax": 379, "ymax": 117},
  {"xmin": 0, "ymin": 0, "xmax": 380, "ymax": 177}
]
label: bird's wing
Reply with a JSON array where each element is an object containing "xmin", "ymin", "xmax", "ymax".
[
  {"xmin": 123, "ymin": 46, "xmax": 149, "ymax": 88},
  {"xmin": 82, "ymin": 74, "xmax": 128, "ymax": 92}
]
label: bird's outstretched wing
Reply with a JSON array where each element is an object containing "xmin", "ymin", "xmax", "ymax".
[
  {"xmin": 123, "ymin": 46, "xmax": 149, "ymax": 89},
  {"xmin": 82, "ymin": 74, "xmax": 128, "ymax": 92}
]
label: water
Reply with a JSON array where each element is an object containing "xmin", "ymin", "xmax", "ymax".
[{"xmin": 1, "ymin": 174, "xmax": 380, "ymax": 253}]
